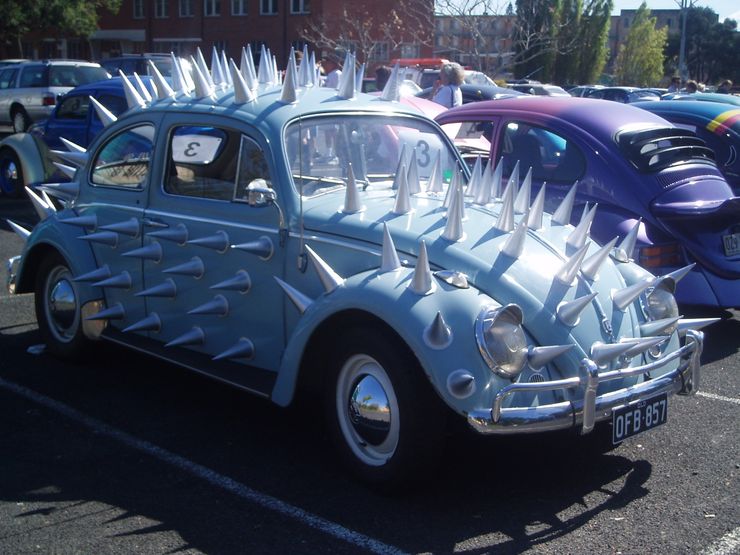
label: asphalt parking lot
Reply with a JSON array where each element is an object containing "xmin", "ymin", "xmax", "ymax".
[{"xmin": 1, "ymin": 198, "xmax": 738, "ymax": 554}]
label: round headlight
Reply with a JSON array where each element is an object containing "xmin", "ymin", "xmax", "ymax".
[
  {"xmin": 475, "ymin": 304, "xmax": 528, "ymax": 379},
  {"xmin": 644, "ymin": 280, "xmax": 679, "ymax": 330}
]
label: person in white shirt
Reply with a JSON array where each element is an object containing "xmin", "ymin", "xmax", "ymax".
[
  {"xmin": 320, "ymin": 54, "xmax": 342, "ymax": 89},
  {"xmin": 432, "ymin": 62, "xmax": 464, "ymax": 108}
]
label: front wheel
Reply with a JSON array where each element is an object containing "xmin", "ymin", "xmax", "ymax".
[
  {"xmin": 34, "ymin": 252, "xmax": 92, "ymax": 360},
  {"xmin": 0, "ymin": 149, "xmax": 24, "ymax": 198},
  {"xmin": 326, "ymin": 327, "xmax": 446, "ymax": 488}
]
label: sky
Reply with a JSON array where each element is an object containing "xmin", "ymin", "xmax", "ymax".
[{"xmin": 611, "ymin": 0, "xmax": 740, "ymax": 22}]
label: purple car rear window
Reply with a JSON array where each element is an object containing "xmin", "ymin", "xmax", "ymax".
[{"xmin": 615, "ymin": 127, "xmax": 716, "ymax": 172}]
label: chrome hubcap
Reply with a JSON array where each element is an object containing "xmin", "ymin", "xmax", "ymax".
[
  {"xmin": 3, "ymin": 161, "xmax": 17, "ymax": 181},
  {"xmin": 45, "ymin": 266, "xmax": 79, "ymax": 342},
  {"xmin": 336, "ymin": 354, "xmax": 399, "ymax": 466}
]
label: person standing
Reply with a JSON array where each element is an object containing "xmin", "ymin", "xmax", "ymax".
[
  {"xmin": 432, "ymin": 62, "xmax": 464, "ymax": 108},
  {"xmin": 321, "ymin": 53, "xmax": 342, "ymax": 89},
  {"xmin": 667, "ymin": 76, "xmax": 681, "ymax": 93},
  {"xmin": 717, "ymin": 80, "xmax": 733, "ymax": 94}
]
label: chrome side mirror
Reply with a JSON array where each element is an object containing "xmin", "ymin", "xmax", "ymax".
[{"xmin": 246, "ymin": 179, "xmax": 277, "ymax": 207}]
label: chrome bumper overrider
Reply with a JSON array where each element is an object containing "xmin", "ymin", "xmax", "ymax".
[
  {"xmin": 6, "ymin": 256, "xmax": 20, "ymax": 295},
  {"xmin": 468, "ymin": 330, "xmax": 704, "ymax": 435}
]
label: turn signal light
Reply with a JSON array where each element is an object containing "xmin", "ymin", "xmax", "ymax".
[{"xmin": 637, "ymin": 243, "xmax": 683, "ymax": 268}]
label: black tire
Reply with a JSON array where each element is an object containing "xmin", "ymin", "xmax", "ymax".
[
  {"xmin": 0, "ymin": 148, "xmax": 24, "ymax": 198},
  {"xmin": 325, "ymin": 326, "xmax": 446, "ymax": 489},
  {"xmin": 12, "ymin": 108, "xmax": 30, "ymax": 134},
  {"xmin": 34, "ymin": 252, "xmax": 92, "ymax": 360}
]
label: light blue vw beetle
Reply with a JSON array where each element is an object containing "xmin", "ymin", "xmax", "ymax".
[{"xmin": 5, "ymin": 48, "xmax": 714, "ymax": 486}]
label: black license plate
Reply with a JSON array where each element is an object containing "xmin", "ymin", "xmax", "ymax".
[{"xmin": 612, "ymin": 393, "xmax": 668, "ymax": 444}]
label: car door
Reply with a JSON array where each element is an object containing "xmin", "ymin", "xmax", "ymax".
[
  {"xmin": 43, "ymin": 92, "xmax": 90, "ymax": 149},
  {"xmin": 80, "ymin": 116, "xmax": 161, "ymax": 331},
  {"xmin": 142, "ymin": 113, "xmax": 286, "ymax": 380},
  {"xmin": 0, "ymin": 67, "xmax": 19, "ymax": 124}
]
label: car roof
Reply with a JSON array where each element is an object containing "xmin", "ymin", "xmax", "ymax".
[
  {"xmin": 435, "ymin": 96, "xmax": 672, "ymax": 141},
  {"xmin": 17, "ymin": 60, "xmax": 102, "ymax": 68},
  {"xmin": 634, "ymin": 99, "xmax": 740, "ymax": 134},
  {"xmin": 62, "ymin": 76, "xmax": 147, "ymax": 96}
]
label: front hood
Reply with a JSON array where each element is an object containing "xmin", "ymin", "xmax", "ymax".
[{"xmin": 301, "ymin": 188, "xmax": 647, "ymax": 365}]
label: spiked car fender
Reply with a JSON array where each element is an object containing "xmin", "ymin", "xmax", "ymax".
[{"xmin": 0, "ymin": 133, "xmax": 56, "ymax": 186}]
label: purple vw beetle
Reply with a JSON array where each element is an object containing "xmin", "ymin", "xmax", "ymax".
[{"xmin": 436, "ymin": 97, "xmax": 740, "ymax": 309}]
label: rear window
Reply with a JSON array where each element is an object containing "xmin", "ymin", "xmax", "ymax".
[
  {"xmin": 615, "ymin": 127, "xmax": 716, "ymax": 172},
  {"xmin": 49, "ymin": 65, "xmax": 109, "ymax": 87}
]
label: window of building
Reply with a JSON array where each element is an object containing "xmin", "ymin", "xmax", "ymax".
[
  {"xmin": 232, "ymin": 0, "xmax": 247, "ymax": 15},
  {"xmin": 92, "ymin": 124, "xmax": 155, "ymax": 189},
  {"xmin": 155, "ymin": 0, "xmax": 168, "ymax": 17},
  {"xmin": 261, "ymin": 0, "xmax": 278, "ymax": 15},
  {"xmin": 400, "ymin": 43, "xmax": 420, "ymax": 58},
  {"xmin": 291, "ymin": 0, "xmax": 310, "ymax": 14},
  {"xmin": 179, "ymin": 0, "xmax": 193, "ymax": 17},
  {"xmin": 133, "ymin": 0, "xmax": 145, "ymax": 18},
  {"xmin": 369, "ymin": 42, "xmax": 389, "ymax": 62},
  {"xmin": 205, "ymin": 0, "xmax": 221, "ymax": 16}
]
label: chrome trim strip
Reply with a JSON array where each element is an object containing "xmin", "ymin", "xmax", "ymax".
[
  {"xmin": 5, "ymin": 256, "xmax": 20, "ymax": 294},
  {"xmin": 469, "ymin": 330, "xmax": 703, "ymax": 435}
]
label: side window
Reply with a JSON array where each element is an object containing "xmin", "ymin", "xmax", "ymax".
[
  {"xmin": 19, "ymin": 66, "xmax": 47, "ymax": 88},
  {"xmin": 0, "ymin": 68, "xmax": 17, "ymax": 89},
  {"xmin": 91, "ymin": 124, "xmax": 154, "ymax": 188},
  {"xmin": 500, "ymin": 121, "xmax": 584, "ymax": 182},
  {"xmin": 234, "ymin": 135, "xmax": 272, "ymax": 201},
  {"xmin": 56, "ymin": 95, "xmax": 89, "ymax": 120},
  {"xmin": 165, "ymin": 125, "xmax": 241, "ymax": 200}
]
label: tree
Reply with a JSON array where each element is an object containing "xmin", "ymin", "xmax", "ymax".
[
  {"xmin": 514, "ymin": 0, "xmax": 562, "ymax": 81},
  {"xmin": 573, "ymin": 0, "xmax": 612, "ymax": 84},
  {"xmin": 552, "ymin": 0, "xmax": 582, "ymax": 84},
  {"xmin": 0, "ymin": 0, "xmax": 121, "ymax": 57},
  {"xmin": 614, "ymin": 3, "xmax": 667, "ymax": 86}
]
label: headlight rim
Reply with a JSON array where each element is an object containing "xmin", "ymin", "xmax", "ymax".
[{"xmin": 475, "ymin": 303, "xmax": 528, "ymax": 379}]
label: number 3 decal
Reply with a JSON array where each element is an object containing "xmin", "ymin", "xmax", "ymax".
[
  {"xmin": 416, "ymin": 140, "xmax": 430, "ymax": 167},
  {"xmin": 184, "ymin": 141, "xmax": 201, "ymax": 157}
]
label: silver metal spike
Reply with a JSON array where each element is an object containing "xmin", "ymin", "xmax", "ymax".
[
  {"xmin": 132, "ymin": 72, "xmax": 152, "ymax": 102},
  {"xmin": 473, "ymin": 159, "xmax": 492, "ymax": 205},
  {"xmin": 557, "ymin": 291, "xmax": 598, "ymax": 326},
  {"xmin": 490, "ymin": 157, "xmax": 504, "ymax": 200},
  {"xmin": 279, "ymin": 53, "xmax": 298, "ymax": 104},
  {"xmin": 526, "ymin": 183, "xmax": 546, "ymax": 230},
  {"xmin": 100, "ymin": 218, "xmax": 139, "ymax": 237},
  {"xmin": 210, "ymin": 270, "xmax": 251, "ymax": 293},
  {"xmin": 505, "ymin": 161, "xmax": 519, "ymax": 201},
  {"xmin": 51, "ymin": 149, "xmax": 88, "ymax": 167},
  {"xmin": 39, "ymin": 181, "xmax": 79, "ymax": 200},
  {"xmin": 620, "ymin": 336, "xmax": 669, "ymax": 357},
  {"xmin": 170, "ymin": 53, "xmax": 190, "ymax": 95},
  {"xmin": 221, "ymin": 50, "xmax": 232, "ymax": 87},
  {"xmin": 391, "ymin": 145, "xmax": 408, "ymax": 191},
  {"xmin": 229, "ymin": 58, "xmax": 255, "ymax": 104},
  {"xmin": 240, "ymin": 46, "xmax": 258, "ymax": 90},
  {"xmin": 73, "ymin": 265, "xmax": 111, "ymax": 283},
  {"xmin": 211, "ymin": 47, "xmax": 225, "ymax": 86},
  {"xmin": 551, "ymin": 183, "xmax": 578, "ymax": 225},
  {"xmin": 147, "ymin": 60, "xmax": 174, "ymax": 99},
  {"xmin": 118, "ymin": 71, "xmax": 146, "ymax": 109},
  {"xmin": 676, "ymin": 318, "xmax": 720, "ymax": 336},
  {"xmin": 188, "ymin": 231, "xmax": 229, "ymax": 252},
  {"xmin": 612, "ymin": 278, "xmax": 652, "ymax": 311},
  {"xmin": 123, "ymin": 313, "xmax": 161, "ymax": 333},
  {"xmin": 39, "ymin": 189, "xmax": 57, "ymax": 212},
  {"xmin": 136, "ymin": 279, "xmax": 177, "ymax": 298},
  {"xmin": 165, "ymin": 327, "xmax": 205, "ymax": 348},
  {"xmin": 640, "ymin": 316, "xmax": 682, "ymax": 336},
  {"xmin": 24, "ymin": 187, "xmax": 53, "ymax": 220},
  {"xmin": 78, "ymin": 231, "xmax": 119, "ymax": 247},
  {"xmin": 355, "ymin": 62, "xmax": 365, "ymax": 92},
  {"xmin": 580, "ymin": 237, "xmax": 618, "ymax": 281},
  {"xmin": 195, "ymin": 47, "xmax": 214, "ymax": 87},
  {"xmin": 566, "ymin": 204, "xmax": 597, "ymax": 249},
  {"xmin": 441, "ymin": 183, "xmax": 464, "ymax": 242},
  {"xmin": 427, "ymin": 152, "xmax": 443, "ymax": 194},
  {"xmin": 342, "ymin": 163, "xmax": 363, "ymax": 213},
  {"xmin": 53, "ymin": 161, "xmax": 77, "ymax": 179},
  {"xmin": 92, "ymin": 271, "xmax": 132, "ymax": 289},
  {"xmin": 162, "ymin": 257, "xmax": 205, "ymax": 278},
  {"xmin": 466, "ymin": 156, "xmax": 483, "ymax": 199},
  {"xmin": 60, "ymin": 136, "xmax": 86, "ymax": 153},
  {"xmin": 442, "ymin": 166, "xmax": 457, "ymax": 209},
  {"xmin": 613, "ymin": 219, "xmax": 641, "ymax": 262},
  {"xmin": 305, "ymin": 245, "xmax": 344, "ymax": 293},
  {"xmin": 408, "ymin": 241, "xmax": 435, "ymax": 295},
  {"xmin": 6, "ymin": 219, "xmax": 31, "ymax": 241},
  {"xmin": 89, "ymin": 96, "xmax": 117, "ymax": 127},
  {"xmin": 380, "ymin": 223, "xmax": 402, "ymax": 273},
  {"xmin": 188, "ymin": 294, "xmax": 229, "ymax": 316},
  {"xmin": 147, "ymin": 223, "xmax": 188, "ymax": 244},
  {"xmin": 257, "ymin": 45, "xmax": 270, "ymax": 84},
  {"xmin": 528, "ymin": 344, "xmax": 575, "ymax": 369},
  {"xmin": 60, "ymin": 214, "xmax": 97, "ymax": 229},
  {"xmin": 191, "ymin": 60, "xmax": 215, "ymax": 99},
  {"xmin": 122, "ymin": 242, "xmax": 162, "ymax": 262},
  {"xmin": 501, "ymin": 220, "xmax": 529, "ymax": 258},
  {"xmin": 274, "ymin": 277, "xmax": 313, "ymax": 314},
  {"xmin": 407, "ymin": 150, "xmax": 421, "ymax": 195},
  {"xmin": 213, "ymin": 338, "xmax": 255, "ymax": 361},
  {"xmin": 380, "ymin": 63, "xmax": 401, "ymax": 101},
  {"xmin": 392, "ymin": 165, "xmax": 412, "ymax": 215},
  {"xmin": 231, "ymin": 236, "xmax": 273, "ymax": 259},
  {"xmin": 337, "ymin": 58, "xmax": 356, "ymax": 99},
  {"xmin": 513, "ymin": 168, "xmax": 532, "ymax": 214},
  {"xmin": 661, "ymin": 264, "xmax": 696, "ymax": 286},
  {"xmin": 494, "ymin": 177, "xmax": 516, "ymax": 232},
  {"xmin": 423, "ymin": 311, "xmax": 453, "ymax": 349},
  {"xmin": 446, "ymin": 370, "xmax": 476, "ymax": 399},
  {"xmin": 590, "ymin": 341, "xmax": 635, "ymax": 366},
  {"xmin": 84, "ymin": 303, "xmax": 125, "ymax": 321}
]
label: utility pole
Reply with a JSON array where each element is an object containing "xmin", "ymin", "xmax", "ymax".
[{"xmin": 676, "ymin": 0, "xmax": 696, "ymax": 83}]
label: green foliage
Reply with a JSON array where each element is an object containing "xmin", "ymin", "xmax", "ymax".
[
  {"xmin": 614, "ymin": 3, "xmax": 667, "ymax": 87},
  {"xmin": 574, "ymin": 0, "xmax": 612, "ymax": 84}
]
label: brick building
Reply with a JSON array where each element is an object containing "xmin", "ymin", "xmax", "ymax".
[{"xmin": 7, "ymin": 0, "xmax": 434, "ymax": 69}]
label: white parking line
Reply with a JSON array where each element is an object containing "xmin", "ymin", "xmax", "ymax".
[
  {"xmin": 702, "ymin": 526, "xmax": 740, "ymax": 555},
  {"xmin": 0, "ymin": 377, "xmax": 408, "ymax": 555},
  {"xmin": 697, "ymin": 391, "xmax": 740, "ymax": 405}
]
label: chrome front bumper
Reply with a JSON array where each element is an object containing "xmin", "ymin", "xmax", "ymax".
[
  {"xmin": 468, "ymin": 330, "xmax": 703, "ymax": 435},
  {"xmin": 6, "ymin": 255, "xmax": 20, "ymax": 295}
]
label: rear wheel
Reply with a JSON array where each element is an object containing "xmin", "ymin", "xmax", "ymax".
[
  {"xmin": 325, "ymin": 327, "xmax": 446, "ymax": 489},
  {"xmin": 35, "ymin": 252, "xmax": 92, "ymax": 360},
  {"xmin": 0, "ymin": 149, "xmax": 23, "ymax": 198},
  {"xmin": 12, "ymin": 108, "xmax": 30, "ymax": 134}
]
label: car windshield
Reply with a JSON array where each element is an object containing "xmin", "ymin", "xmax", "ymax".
[
  {"xmin": 50, "ymin": 65, "xmax": 110, "ymax": 87},
  {"xmin": 285, "ymin": 114, "xmax": 460, "ymax": 197}
]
